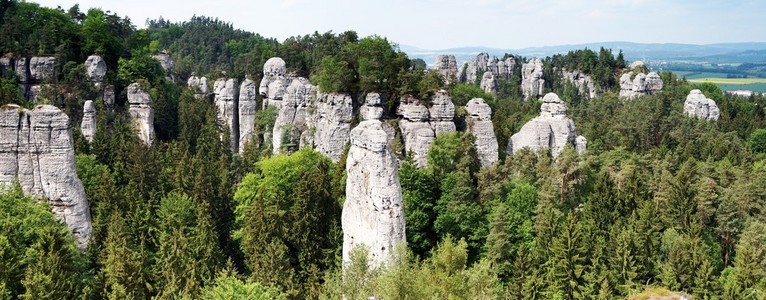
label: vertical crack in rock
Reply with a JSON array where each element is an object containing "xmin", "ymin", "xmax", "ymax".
[
  {"xmin": 343, "ymin": 93, "xmax": 405, "ymax": 267},
  {"xmin": 619, "ymin": 61, "xmax": 663, "ymax": 99},
  {"xmin": 684, "ymin": 89, "xmax": 720, "ymax": 121},
  {"xmin": 127, "ymin": 83, "xmax": 155, "ymax": 145},
  {"xmin": 214, "ymin": 78, "xmax": 240, "ymax": 152},
  {"xmin": 397, "ymin": 90, "xmax": 456, "ymax": 167},
  {"xmin": 522, "ymin": 58, "xmax": 545, "ymax": 100},
  {"xmin": 0, "ymin": 104, "xmax": 93, "ymax": 250}
]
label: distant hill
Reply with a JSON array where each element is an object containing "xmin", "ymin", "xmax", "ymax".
[{"xmin": 402, "ymin": 41, "xmax": 766, "ymax": 66}]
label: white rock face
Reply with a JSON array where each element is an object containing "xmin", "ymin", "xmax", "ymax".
[
  {"xmin": 127, "ymin": 83, "xmax": 155, "ymax": 145},
  {"xmin": 397, "ymin": 91, "xmax": 456, "ymax": 167},
  {"xmin": 343, "ymin": 100, "xmax": 405, "ymax": 267},
  {"xmin": 259, "ymin": 57, "xmax": 287, "ymax": 99},
  {"xmin": 465, "ymin": 98, "xmax": 498, "ymax": 166},
  {"xmin": 272, "ymin": 77, "xmax": 314, "ymax": 155},
  {"xmin": 433, "ymin": 55, "xmax": 459, "ymax": 84},
  {"xmin": 619, "ymin": 67, "xmax": 663, "ymax": 99},
  {"xmin": 153, "ymin": 51, "xmax": 174, "ymax": 80},
  {"xmin": 303, "ymin": 92, "xmax": 353, "ymax": 162},
  {"xmin": 575, "ymin": 135, "xmax": 587, "ymax": 154},
  {"xmin": 507, "ymin": 93, "xmax": 583, "ymax": 157},
  {"xmin": 81, "ymin": 100, "xmax": 96, "ymax": 143},
  {"xmin": 187, "ymin": 75, "xmax": 209, "ymax": 98},
  {"xmin": 560, "ymin": 69, "xmax": 596, "ymax": 99},
  {"xmin": 480, "ymin": 71, "xmax": 497, "ymax": 95},
  {"xmin": 461, "ymin": 53, "xmax": 515, "ymax": 84},
  {"xmin": 522, "ymin": 58, "xmax": 545, "ymax": 100},
  {"xmin": 29, "ymin": 56, "xmax": 56, "ymax": 82},
  {"xmin": 84, "ymin": 55, "xmax": 106, "ymax": 84},
  {"xmin": 684, "ymin": 89, "xmax": 720, "ymax": 121},
  {"xmin": 214, "ymin": 78, "xmax": 240, "ymax": 152},
  {"xmin": 238, "ymin": 79, "xmax": 257, "ymax": 153},
  {"xmin": 15, "ymin": 57, "xmax": 29, "ymax": 83},
  {"xmin": 0, "ymin": 104, "xmax": 93, "ymax": 250}
]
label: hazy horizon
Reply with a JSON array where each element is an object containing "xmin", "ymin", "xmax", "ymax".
[{"xmin": 32, "ymin": 0, "xmax": 766, "ymax": 50}]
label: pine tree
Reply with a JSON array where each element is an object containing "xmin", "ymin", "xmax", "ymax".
[
  {"xmin": 485, "ymin": 203, "xmax": 512, "ymax": 279},
  {"xmin": 98, "ymin": 213, "xmax": 148, "ymax": 299},
  {"xmin": 20, "ymin": 227, "xmax": 83, "ymax": 300},
  {"xmin": 548, "ymin": 214, "xmax": 587, "ymax": 300},
  {"xmin": 610, "ymin": 226, "xmax": 639, "ymax": 296}
]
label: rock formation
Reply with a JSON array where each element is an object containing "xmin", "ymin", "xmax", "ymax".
[
  {"xmin": 433, "ymin": 55, "xmax": 459, "ymax": 84},
  {"xmin": 397, "ymin": 90, "xmax": 456, "ymax": 167},
  {"xmin": 187, "ymin": 74, "xmax": 209, "ymax": 98},
  {"xmin": 619, "ymin": 61, "xmax": 663, "ymax": 99},
  {"xmin": 480, "ymin": 71, "xmax": 497, "ymax": 95},
  {"xmin": 28, "ymin": 56, "xmax": 56, "ymax": 82},
  {"xmin": 13, "ymin": 56, "xmax": 55, "ymax": 101},
  {"xmin": 214, "ymin": 78, "xmax": 240, "ymax": 152},
  {"xmin": 683, "ymin": 89, "xmax": 720, "ymax": 121},
  {"xmin": 461, "ymin": 53, "xmax": 515, "ymax": 84},
  {"xmin": 153, "ymin": 51, "xmax": 174, "ymax": 80},
  {"xmin": 507, "ymin": 93, "xmax": 586, "ymax": 157},
  {"xmin": 0, "ymin": 104, "xmax": 93, "ymax": 250},
  {"xmin": 560, "ymin": 69, "xmax": 596, "ymax": 99},
  {"xmin": 238, "ymin": 78, "xmax": 257, "ymax": 153},
  {"xmin": 465, "ymin": 98, "xmax": 499, "ymax": 166},
  {"xmin": 84, "ymin": 55, "xmax": 106, "ymax": 85},
  {"xmin": 272, "ymin": 77, "xmax": 314, "ymax": 155},
  {"xmin": 259, "ymin": 57, "xmax": 287, "ymax": 104},
  {"xmin": 81, "ymin": 100, "xmax": 96, "ymax": 143},
  {"xmin": 302, "ymin": 92, "xmax": 353, "ymax": 162},
  {"xmin": 342, "ymin": 93, "xmax": 405, "ymax": 267},
  {"xmin": 127, "ymin": 83, "xmax": 155, "ymax": 145},
  {"xmin": 101, "ymin": 85, "xmax": 115, "ymax": 112},
  {"xmin": 522, "ymin": 58, "xmax": 545, "ymax": 100}
]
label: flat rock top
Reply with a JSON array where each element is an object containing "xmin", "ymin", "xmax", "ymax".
[
  {"xmin": 264, "ymin": 57, "xmax": 287, "ymax": 76},
  {"xmin": 465, "ymin": 98, "xmax": 492, "ymax": 120}
]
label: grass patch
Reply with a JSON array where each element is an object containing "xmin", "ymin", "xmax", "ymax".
[{"xmin": 688, "ymin": 77, "xmax": 766, "ymax": 84}]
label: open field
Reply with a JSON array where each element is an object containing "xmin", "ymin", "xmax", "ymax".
[
  {"xmin": 687, "ymin": 77, "xmax": 766, "ymax": 84},
  {"xmin": 668, "ymin": 71, "xmax": 766, "ymax": 92}
]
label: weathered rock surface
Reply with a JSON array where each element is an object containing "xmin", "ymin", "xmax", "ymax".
[
  {"xmin": 0, "ymin": 104, "xmax": 93, "ymax": 250},
  {"xmin": 259, "ymin": 57, "xmax": 287, "ymax": 99},
  {"xmin": 465, "ymin": 98, "xmax": 498, "ymax": 166},
  {"xmin": 507, "ymin": 93, "xmax": 585, "ymax": 157},
  {"xmin": 397, "ymin": 91, "xmax": 456, "ymax": 167},
  {"xmin": 153, "ymin": 51, "xmax": 174, "ymax": 80},
  {"xmin": 619, "ymin": 62, "xmax": 663, "ymax": 99},
  {"xmin": 84, "ymin": 55, "xmax": 106, "ymax": 84},
  {"xmin": 461, "ymin": 53, "xmax": 515, "ymax": 84},
  {"xmin": 522, "ymin": 58, "xmax": 545, "ymax": 100},
  {"xmin": 238, "ymin": 79, "xmax": 257, "ymax": 153},
  {"xmin": 127, "ymin": 83, "xmax": 155, "ymax": 145},
  {"xmin": 187, "ymin": 74, "xmax": 209, "ymax": 98},
  {"xmin": 81, "ymin": 100, "xmax": 96, "ymax": 143},
  {"xmin": 433, "ymin": 55, "xmax": 459, "ymax": 84},
  {"xmin": 272, "ymin": 77, "xmax": 314, "ymax": 155},
  {"xmin": 560, "ymin": 69, "xmax": 596, "ymax": 99},
  {"xmin": 0, "ymin": 56, "xmax": 12, "ymax": 77},
  {"xmin": 214, "ymin": 78, "xmax": 240, "ymax": 152},
  {"xmin": 343, "ymin": 96, "xmax": 405, "ymax": 267},
  {"xmin": 303, "ymin": 92, "xmax": 353, "ymax": 162},
  {"xmin": 28, "ymin": 56, "xmax": 56, "ymax": 82},
  {"xmin": 101, "ymin": 85, "xmax": 115, "ymax": 112},
  {"xmin": 480, "ymin": 71, "xmax": 497, "ymax": 95},
  {"xmin": 684, "ymin": 89, "xmax": 720, "ymax": 121}
]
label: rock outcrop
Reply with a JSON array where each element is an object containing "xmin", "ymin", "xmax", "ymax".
[
  {"xmin": 507, "ymin": 93, "xmax": 585, "ymax": 157},
  {"xmin": 187, "ymin": 74, "xmax": 209, "ymax": 98},
  {"xmin": 101, "ymin": 85, "xmax": 115, "ymax": 112},
  {"xmin": 522, "ymin": 58, "xmax": 545, "ymax": 100},
  {"xmin": 0, "ymin": 104, "xmax": 93, "ymax": 250},
  {"xmin": 272, "ymin": 77, "xmax": 314, "ymax": 155},
  {"xmin": 480, "ymin": 71, "xmax": 497, "ymax": 95},
  {"xmin": 302, "ymin": 92, "xmax": 353, "ymax": 162},
  {"xmin": 433, "ymin": 55, "xmax": 459, "ymax": 84},
  {"xmin": 343, "ymin": 94, "xmax": 405, "ymax": 267},
  {"xmin": 397, "ymin": 90, "xmax": 456, "ymax": 167},
  {"xmin": 238, "ymin": 78, "xmax": 257, "ymax": 153},
  {"xmin": 465, "ymin": 98, "xmax": 498, "ymax": 166},
  {"xmin": 28, "ymin": 56, "xmax": 56, "ymax": 82},
  {"xmin": 683, "ymin": 89, "xmax": 720, "ymax": 121},
  {"xmin": 127, "ymin": 83, "xmax": 155, "ymax": 145},
  {"xmin": 214, "ymin": 78, "xmax": 240, "ymax": 152},
  {"xmin": 259, "ymin": 57, "xmax": 287, "ymax": 103},
  {"xmin": 560, "ymin": 69, "xmax": 596, "ymax": 99},
  {"xmin": 153, "ymin": 51, "xmax": 174, "ymax": 80},
  {"xmin": 81, "ymin": 100, "xmax": 96, "ymax": 143},
  {"xmin": 461, "ymin": 53, "xmax": 515, "ymax": 84},
  {"xmin": 84, "ymin": 55, "xmax": 106, "ymax": 84},
  {"xmin": 619, "ymin": 62, "xmax": 663, "ymax": 99}
]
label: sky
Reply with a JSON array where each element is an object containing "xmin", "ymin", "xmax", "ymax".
[{"xmin": 32, "ymin": 0, "xmax": 766, "ymax": 50}]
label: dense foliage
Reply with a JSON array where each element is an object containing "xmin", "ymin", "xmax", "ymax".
[{"xmin": 1, "ymin": 1, "xmax": 766, "ymax": 299}]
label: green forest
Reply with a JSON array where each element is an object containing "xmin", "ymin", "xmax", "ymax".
[{"xmin": 1, "ymin": 1, "xmax": 766, "ymax": 299}]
